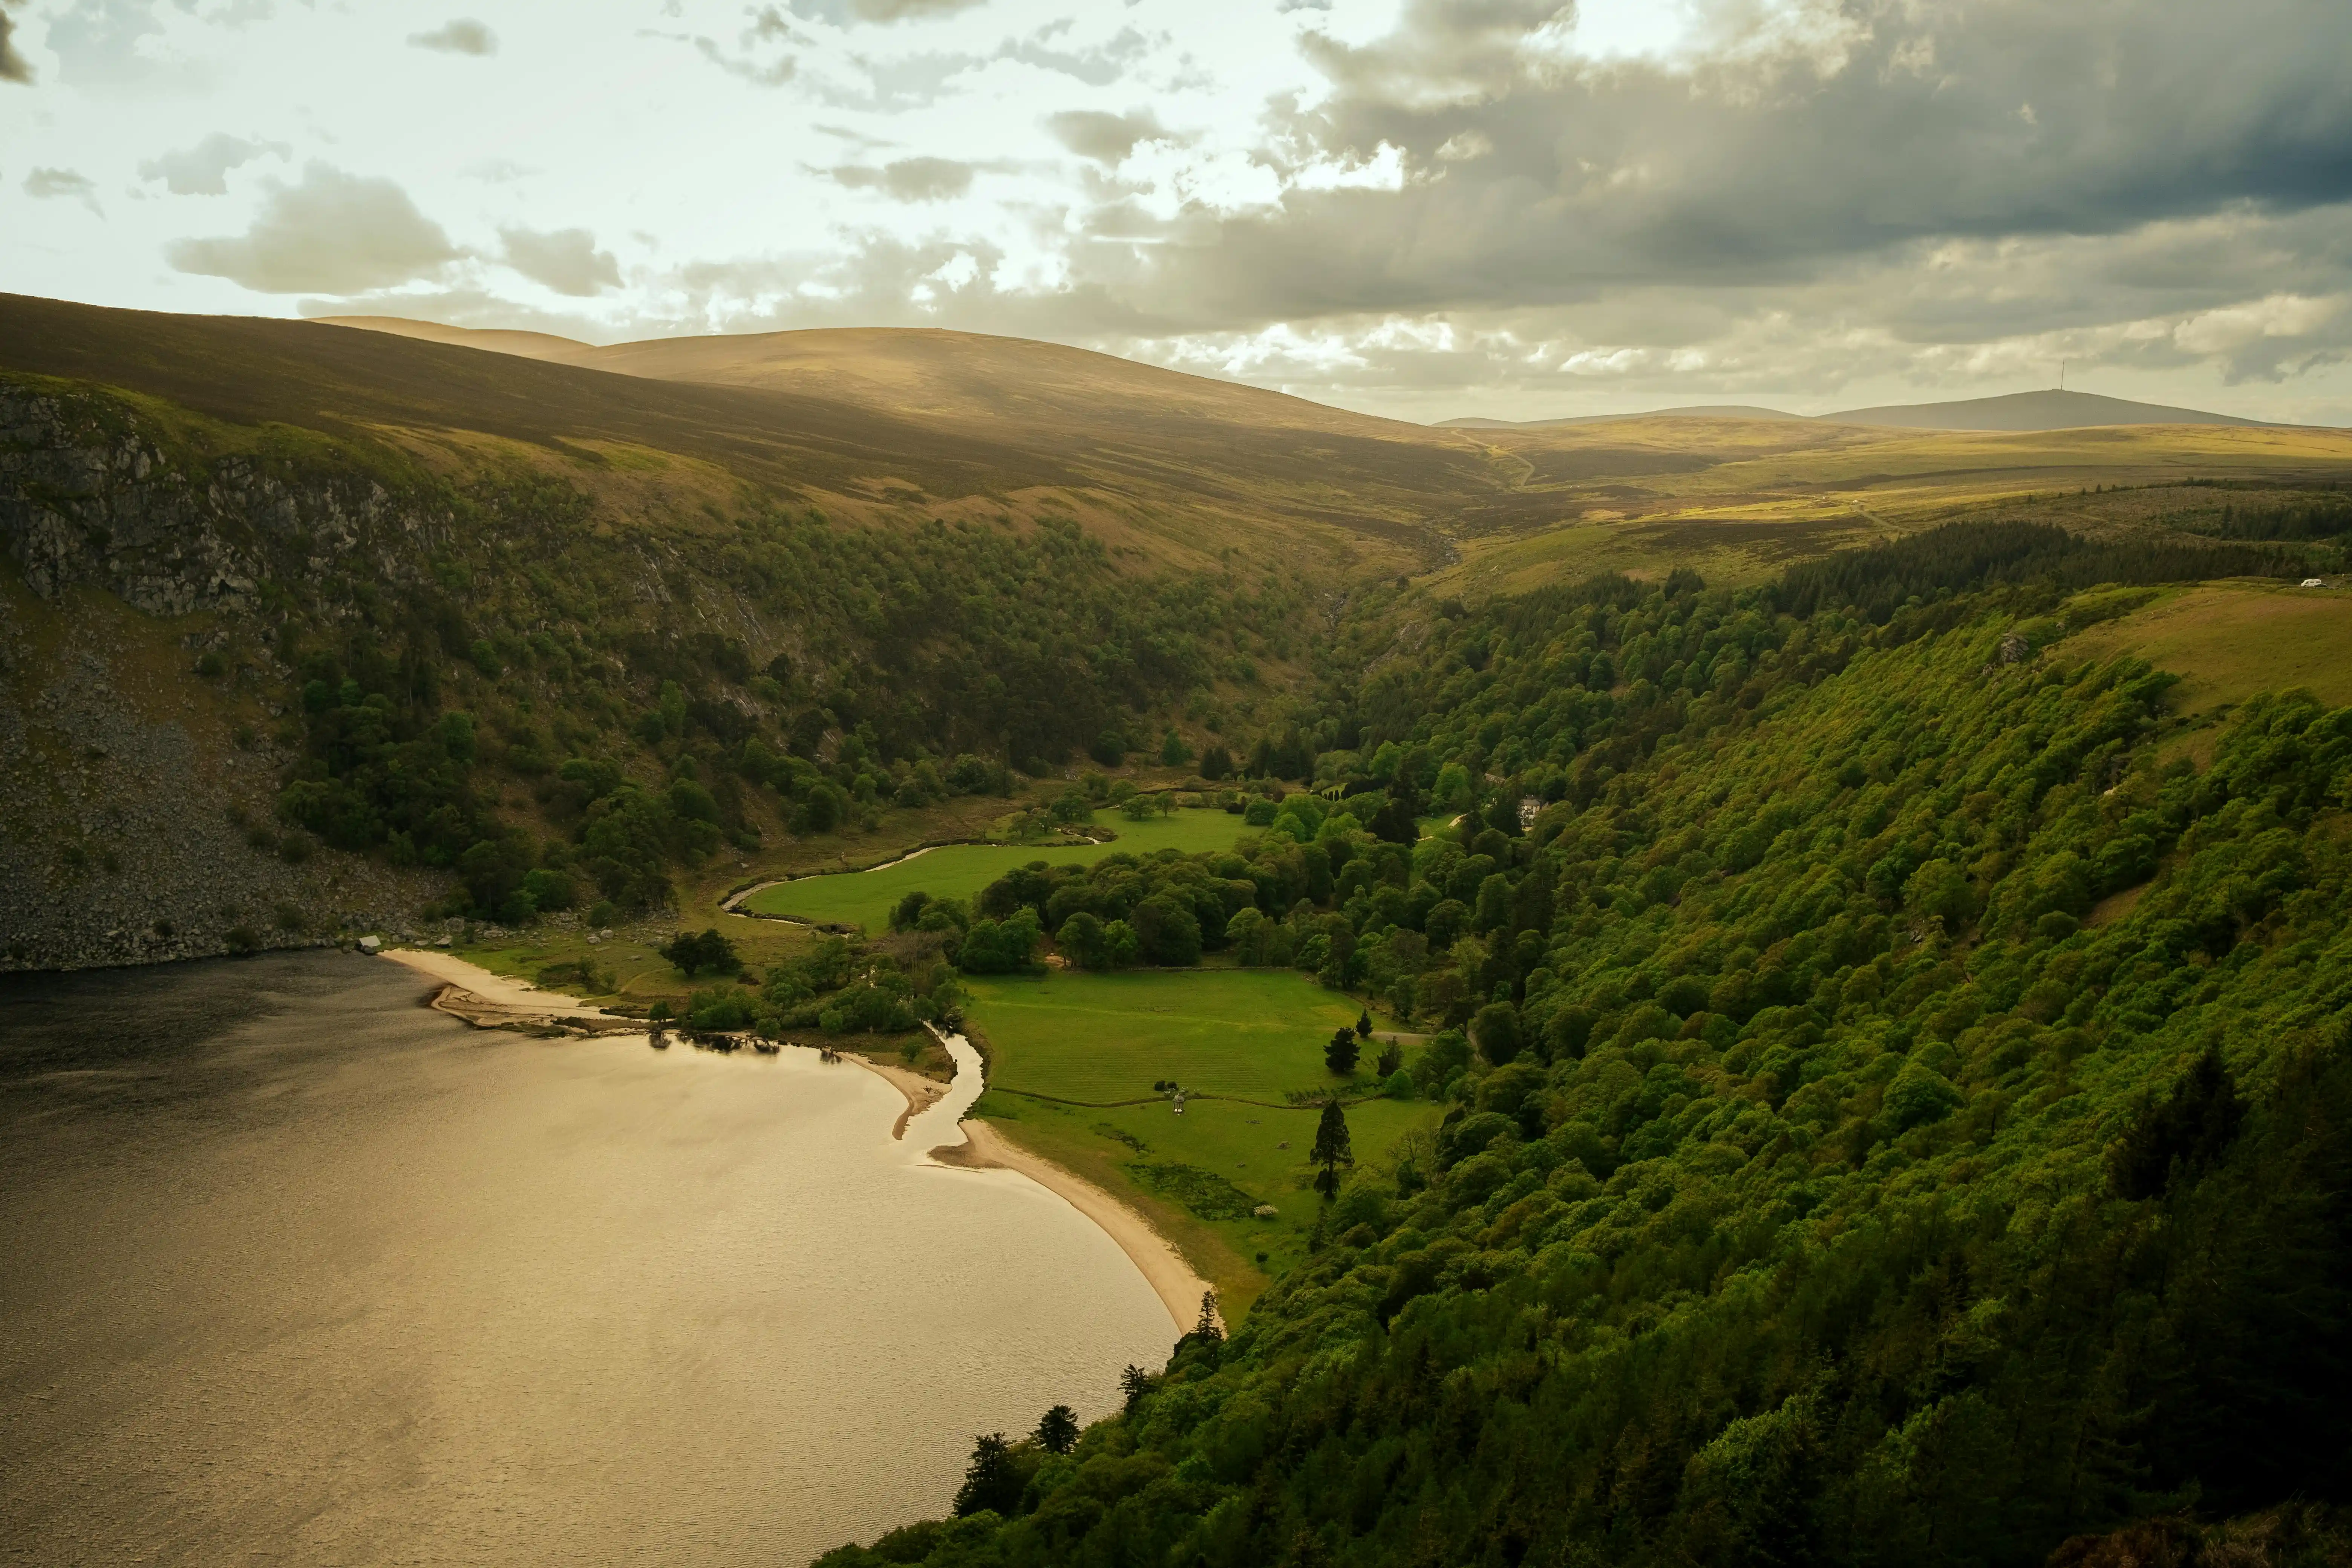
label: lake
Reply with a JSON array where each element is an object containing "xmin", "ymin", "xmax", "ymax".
[{"xmin": 0, "ymin": 951, "xmax": 1172, "ymax": 1565}]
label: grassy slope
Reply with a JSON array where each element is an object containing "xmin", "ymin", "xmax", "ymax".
[
  {"xmin": 1435, "ymin": 419, "xmax": 2352, "ymax": 596},
  {"xmin": 741, "ymin": 807, "xmax": 1248, "ymax": 929},
  {"xmin": 962, "ymin": 966, "xmax": 1436, "ymax": 1312},
  {"xmin": 2061, "ymin": 578, "xmax": 2352, "ymax": 715}
]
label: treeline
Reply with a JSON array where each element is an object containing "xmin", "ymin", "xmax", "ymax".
[
  {"xmin": 264, "ymin": 469, "xmax": 1300, "ymax": 921},
  {"xmin": 818, "ymin": 544, "xmax": 2352, "ymax": 1567},
  {"xmin": 1772, "ymin": 519, "xmax": 2311, "ymax": 622}
]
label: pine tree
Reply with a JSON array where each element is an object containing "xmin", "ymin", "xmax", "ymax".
[
  {"xmin": 951, "ymin": 1432, "xmax": 1023, "ymax": 1517},
  {"xmin": 1325, "ymin": 1027, "xmax": 1360, "ymax": 1075},
  {"xmin": 1034, "ymin": 1404, "xmax": 1079, "ymax": 1455},
  {"xmin": 1312, "ymin": 1097, "xmax": 1353, "ymax": 1198},
  {"xmin": 1355, "ymin": 1008, "xmax": 1373, "ymax": 1039}
]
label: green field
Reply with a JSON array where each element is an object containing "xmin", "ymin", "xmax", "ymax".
[
  {"xmin": 740, "ymin": 807, "xmax": 1247, "ymax": 931},
  {"xmin": 962, "ymin": 966, "xmax": 1436, "ymax": 1310},
  {"xmin": 964, "ymin": 967, "xmax": 1392, "ymax": 1103}
]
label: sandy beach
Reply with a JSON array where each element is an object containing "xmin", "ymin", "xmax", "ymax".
[{"xmin": 936, "ymin": 1121, "xmax": 1217, "ymax": 1335}]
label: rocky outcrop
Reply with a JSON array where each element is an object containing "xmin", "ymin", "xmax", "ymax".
[
  {"xmin": 0, "ymin": 382, "xmax": 449, "ymax": 618},
  {"xmin": 0, "ymin": 381, "xmax": 456, "ymax": 971}
]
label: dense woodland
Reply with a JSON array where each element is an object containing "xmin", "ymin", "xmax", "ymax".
[
  {"xmin": 265, "ymin": 468, "xmax": 1303, "ymax": 923},
  {"xmin": 814, "ymin": 522, "xmax": 2352, "ymax": 1568}
]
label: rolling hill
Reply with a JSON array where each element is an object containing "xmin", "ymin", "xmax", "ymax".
[
  {"xmin": 1819, "ymin": 387, "xmax": 2274, "ymax": 431},
  {"xmin": 1442, "ymin": 387, "xmax": 2282, "ymax": 435}
]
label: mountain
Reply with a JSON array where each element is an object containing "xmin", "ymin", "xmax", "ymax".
[
  {"xmin": 0, "ymin": 291, "xmax": 1524, "ymax": 971},
  {"xmin": 1818, "ymin": 387, "xmax": 2272, "ymax": 431},
  {"xmin": 1438, "ymin": 404, "xmax": 1806, "ymax": 429},
  {"xmin": 1440, "ymin": 388, "xmax": 2280, "ymax": 434}
]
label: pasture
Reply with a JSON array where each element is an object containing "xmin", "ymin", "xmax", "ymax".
[
  {"xmin": 960, "ymin": 966, "xmax": 1435, "ymax": 1310},
  {"xmin": 739, "ymin": 807, "xmax": 1247, "ymax": 931}
]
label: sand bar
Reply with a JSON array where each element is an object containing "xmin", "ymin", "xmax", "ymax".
[{"xmin": 379, "ymin": 948, "xmax": 635, "ymax": 1031}]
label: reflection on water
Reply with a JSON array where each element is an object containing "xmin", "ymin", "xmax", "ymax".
[{"xmin": 0, "ymin": 952, "xmax": 1171, "ymax": 1566}]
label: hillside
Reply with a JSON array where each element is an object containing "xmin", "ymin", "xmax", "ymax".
[
  {"xmin": 1821, "ymin": 387, "xmax": 2274, "ymax": 432},
  {"xmin": 5, "ymin": 292, "xmax": 1475, "ymax": 969},
  {"xmin": 1441, "ymin": 389, "xmax": 2278, "ymax": 435},
  {"xmin": 816, "ymin": 530, "xmax": 2352, "ymax": 1568}
]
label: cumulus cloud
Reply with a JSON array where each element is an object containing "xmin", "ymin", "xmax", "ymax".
[
  {"xmin": 831, "ymin": 155, "xmax": 974, "ymax": 201},
  {"xmin": 24, "ymin": 167, "xmax": 101, "ymax": 213},
  {"xmin": 499, "ymin": 225, "xmax": 622, "ymax": 296},
  {"xmin": 407, "ymin": 18, "xmax": 495, "ymax": 56},
  {"xmin": 138, "ymin": 132, "xmax": 286, "ymax": 194},
  {"xmin": 165, "ymin": 162, "xmax": 461, "ymax": 293},
  {"xmin": 1046, "ymin": 107, "xmax": 1173, "ymax": 165}
]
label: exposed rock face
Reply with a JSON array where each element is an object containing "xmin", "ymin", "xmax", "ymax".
[
  {"xmin": 0, "ymin": 383, "xmax": 450, "ymax": 972},
  {"xmin": 0, "ymin": 384, "xmax": 443, "ymax": 616}
]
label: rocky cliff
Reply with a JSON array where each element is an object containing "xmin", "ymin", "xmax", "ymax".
[{"xmin": 0, "ymin": 382, "xmax": 447, "ymax": 971}]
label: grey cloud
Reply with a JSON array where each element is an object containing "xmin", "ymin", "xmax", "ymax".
[
  {"xmin": 1205, "ymin": 0, "xmax": 2352, "ymax": 324},
  {"xmin": 1, "ymin": 6, "xmax": 32, "ymax": 85},
  {"xmin": 46, "ymin": 0, "xmax": 164, "ymax": 87},
  {"xmin": 24, "ymin": 166, "xmax": 101, "ymax": 212},
  {"xmin": 998, "ymin": 24, "xmax": 1149, "ymax": 87},
  {"xmin": 165, "ymin": 162, "xmax": 460, "ymax": 293},
  {"xmin": 499, "ymin": 225, "xmax": 622, "ymax": 296},
  {"xmin": 1046, "ymin": 107, "xmax": 1171, "ymax": 164},
  {"xmin": 408, "ymin": 18, "xmax": 495, "ymax": 55},
  {"xmin": 831, "ymin": 155, "xmax": 973, "ymax": 201},
  {"xmin": 138, "ymin": 132, "xmax": 285, "ymax": 194}
]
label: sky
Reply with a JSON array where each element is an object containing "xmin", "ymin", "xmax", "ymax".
[{"xmin": 3, "ymin": 0, "xmax": 2350, "ymax": 425}]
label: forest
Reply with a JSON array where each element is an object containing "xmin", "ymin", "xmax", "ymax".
[{"xmin": 813, "ymin": 522, "xmax": 2352, "ymax": 1567}]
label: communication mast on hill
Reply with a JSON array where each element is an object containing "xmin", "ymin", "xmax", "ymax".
[{"xmin": 2059, "ymin": 358, "xmax": 2067, "ymax": 392}]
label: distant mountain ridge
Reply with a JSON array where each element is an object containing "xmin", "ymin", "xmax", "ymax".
[{"xmin": 1441, "ymin": 387, "xmax": 2281, "ymax": 433}]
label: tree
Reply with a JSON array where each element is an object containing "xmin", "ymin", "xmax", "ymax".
[
  {"xmin": 661, "ymin": 927, "xmax": 740, "ymax": 977},
  {"xmin": 1034, "ymin": 1404, "xmax": 1079, "ymax": 1455},
  {"xmin": 1058, "ymin": 910, "xmax": 1109, "ymax": 969},
  {"xmin": 1311, "ymin": 1097, "xmax": 1353, "ymax": 1197},
  {"xmin": 1472, "ymin": 999, "xmax": 1522, "ymax": 1064},
  {"xmin": 951, "ymin": 1432, "xmax": 1024, "ymax": 1517},
  {"xmin": 1355, "ymin": 1008, "xmax": 1373, "ymax": 1039},
  {"xmin": 1376, "ymin": 1038, "xmax": 1404, "ymax": 1077},
  {"xmin": 1199, "ymin": 743, "xmax": 1234, "ymax": 781},
  {"xmin": 1160, "ymin": 729, "xmax": 1192, "ymax": 767},
  {"xmin": 1325, "ymin": 1026, "xmax": 1361, "ymax": 1075},
  {"xmin": 1119, "ymin": 1363, "xmax": 1152, "ymax": 1412}
]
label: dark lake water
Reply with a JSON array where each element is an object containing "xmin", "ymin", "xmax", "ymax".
[{"xmin": 0, "ymin": 952, "xmax": 1169, "ymax": 1565}]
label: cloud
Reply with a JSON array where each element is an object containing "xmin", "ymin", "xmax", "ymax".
[
  {"xmin": 1, "ymin": 6, "xmax": 32, "ymax": 85},
  {"xmin": 407, "ymin": 18, "xmax": 495, "ymax": 56},
  {"xmin": 24, "ymin": 167, "xmax": 101, "ymax": 213},
  {"xmin": 831, "ymin": 155, "xmax": 973, "ymax": 202},
  {"xmin": 138, "ymin": 132, "xmax": 285, "ymax": 194},
  {"xmin": 165, "ymin": 162, "xmax": 461, "ymax": 293},
  {"xmin": 1046, "ymin": 107, "xmax": 1172, "ymax": 165},
  {"xmin": 785, "ymin": 0, "xmax": 986, "ymax": 23},
  {"xmin": 499, "ymin": 225, "xmax": 622, "ymax": 296}
]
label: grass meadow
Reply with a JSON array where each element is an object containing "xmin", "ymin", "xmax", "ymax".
[
  {"xmin": 960, "ymin": 966, "xmax": 1436, "ymax": 1311},
  {"xmin": 740, "ymin": 807, "xmax": 1249, "ymax": 931}
]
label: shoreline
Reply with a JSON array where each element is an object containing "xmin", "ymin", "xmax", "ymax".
[
  {"xmin": 842, "ymin": 1053, "xmax": 949, "ymax": 1139},
  {"xmin": 934, "ymin": 1120, "xmax": 1217, "ymax": 1335},
  {"xmin": 378, "ymin": 948, "xmax": 642, "ymax": 1032},
  {"xmin": 377, "ymin": 946, "xmax": 1211, "ymax": 1331}
]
